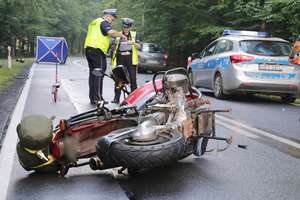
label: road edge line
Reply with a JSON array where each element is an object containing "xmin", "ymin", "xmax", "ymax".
[
  {"xmin": 216, "ymin": 114, "xmax": 300, "ymax": 149},
  {"xmin": 0, "ymin": 63, "xmax": 36, "ymax": 199}
]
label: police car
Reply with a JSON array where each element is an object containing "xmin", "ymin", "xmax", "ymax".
[{"xmin": 188, "ymin": 30, "xmax": 300, "ymax": 103}]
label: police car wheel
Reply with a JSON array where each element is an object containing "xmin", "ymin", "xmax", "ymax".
[
  {"xmin": 213, "ymin": 74, "xmax": 225, "ymax": 99},
  {"xmin": 281, "ymin": 95, "xmax": 296, "ymax": 103}
]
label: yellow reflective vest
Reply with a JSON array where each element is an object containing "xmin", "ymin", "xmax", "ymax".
[
  {"xmin": 112, "ymin": 31, "xmax": 138, "ymax": 69},
  {"xmin": 84, "ymin": 18, "xmax": 110, "ymax": 54}
]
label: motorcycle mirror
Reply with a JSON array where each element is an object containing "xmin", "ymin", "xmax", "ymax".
[
  {"xmin": 50, "ymin": 116, "xmax": 56, "ymax": 120},
  {"xmin": 191, "ymin": 52, "xmax": 199, "ymax": 60}
]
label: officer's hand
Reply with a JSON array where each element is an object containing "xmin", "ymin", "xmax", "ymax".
[
  {"xmin": 133, "ymin": 42, "xmax": 141, "ymax": 49},
  {"xmin": 121, "ymin": 34, "xmax": 128, "ymax": 41}
]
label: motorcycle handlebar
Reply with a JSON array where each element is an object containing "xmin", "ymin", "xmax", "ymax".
[
  {"xmin": 191, "ymin": 86, "xmax": 202, "ymax": 98},
  {"xmin": 152, "ymin": 70, "xmax": 166, "ymax": 94}
]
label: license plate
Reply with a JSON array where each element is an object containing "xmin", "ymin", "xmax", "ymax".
[
  {"xmin": 258, "ymin": 64, "xmax": 282, "ymax": 71},
  {"xmin": 147, "ymin": 59, "xmax": 159, "ymax": 64}
]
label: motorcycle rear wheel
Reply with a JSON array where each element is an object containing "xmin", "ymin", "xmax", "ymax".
[{"xmin": 97, "ymin": 128, "xmax": 185, "ymax": 169}]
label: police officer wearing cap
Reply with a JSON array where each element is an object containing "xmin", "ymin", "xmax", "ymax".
[
  {"xmin": 84, "ymin": 9, "xmax": 127, "ymax": 105},
  {"xmin": 111, "ymin": 18, "xmax": 141, "ymax": 103}
]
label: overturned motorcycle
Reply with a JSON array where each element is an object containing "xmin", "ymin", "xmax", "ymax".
[{"xmin": 16, "ymin": 67, "xmax": 232, "ymax": 176}]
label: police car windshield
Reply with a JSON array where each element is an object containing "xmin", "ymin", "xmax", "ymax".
[
  {"xmin": 142, "ymin": 43, "xmax": 164, "ymax": 53},
  {"xmin": 240, "ymin": 40, "xmax": 291, "ymax": 57}
]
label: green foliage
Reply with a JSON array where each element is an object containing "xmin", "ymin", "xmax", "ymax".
[
  {"xmin": 0, "ymin": 58, "xmax": 33, "ymax": 90},
  {"xmin": 1, "ymin": 0, "xmax": 300, "ymax": 65},
  {"xmin": 0, "ymin": 0, "xmax": 100, "ymax": 56}
]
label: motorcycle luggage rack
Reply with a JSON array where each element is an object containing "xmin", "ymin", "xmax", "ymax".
[
  {"xmin": 192, "ymin": 108, "xmax": 231, "ymax": 115},
  {"xmin": 192, "ymin": 108, "xmax": 230, "ymax": 136},
  {"xmin": 192, "ymin": 108, "xmax": 232, "ymax": 154}
]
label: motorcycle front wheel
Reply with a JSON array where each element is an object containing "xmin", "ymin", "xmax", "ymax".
[{"xmin": 96, "ymin": 128, "xmax": 185, "ymax": 169}]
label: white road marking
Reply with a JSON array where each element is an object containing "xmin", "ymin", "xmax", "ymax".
[
  {"xmin": 64, "ymin": 58, "xmax": 116, "ymax": 113},
  {"xmin": 216, "ymin": 120, "xmax": 259, "ymax": 139},
  {"xmin": 61, "ymin": 79, "xmax": 90, "ymax": 113},
  {"xmin": 0, "ymin": 63, "xmax": 36, "ymax": 199},
  {"xmin": 72, "ymin": 59, "xmax": 86, "ymax": 68},
  {"xmin": 216, "ymin": 114, "xmax": 300, "ymax": 149}
]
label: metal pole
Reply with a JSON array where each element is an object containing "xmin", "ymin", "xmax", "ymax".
[
  {"xmin": 7, "ymin": 46, "xmax": 12, "ymax": 69},
  {"xmin": 56, "ymin": 62, "xmax": 58, "ymax": 83}
]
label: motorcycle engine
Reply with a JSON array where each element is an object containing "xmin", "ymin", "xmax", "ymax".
[
  {"xmin": 165, "ymin": 74, "xmax": 190, "ymax": 129},
  {"xmin": 132, "ymin": 73, "xmax": 192, "ymax": 142},
  {"xmin": 164, "ymin": 74, "xmax": 189, "ymax": 108},
  {"xmin": 165, "ymin": 74, "xmax": 188, "ymax": 94}
]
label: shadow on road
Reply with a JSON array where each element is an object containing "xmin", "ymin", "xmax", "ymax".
[
  {"xmin": 9, "ymin": 158, "xmax": 215, "ymax": 199},
  {"xmin": 200, "ymin": 91, "xmax": 298, "ymax": 106},
  {"xmin": 8, "ymin": 170, "xmax": 121, "ymax": 200},
  {"xmin": 117, "ymin": 158, "xmax": 214, "ymax": 199}
]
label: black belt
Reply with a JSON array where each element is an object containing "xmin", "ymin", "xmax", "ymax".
[{"xmin": 86, "ymin": 47, "xmax": 106, "ymax": 55}]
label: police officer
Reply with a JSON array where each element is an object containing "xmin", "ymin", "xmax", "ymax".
[
  {"xmin": 290, "ymin": 35, "xmax": 300, "ymax": 65},
  {"xmin": 111, "ymin": 18, "xmax": 140, "ymax": 103},
  {"xmin": 84, "ymin": 9, "xmax": 127, "ymax": 105}
]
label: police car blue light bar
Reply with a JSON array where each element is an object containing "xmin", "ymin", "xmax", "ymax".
[{"xmin": 222, "ymin": 30, "xmax": 269, "ymax": 37}]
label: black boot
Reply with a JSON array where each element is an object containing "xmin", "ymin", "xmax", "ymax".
[
  {"xmin": 99, "ymin": 97, "xmax": 108, "ymax": 104},
  {"xmin": 111, "ymin": 99, "xmax": 120, "ymax": 104}
]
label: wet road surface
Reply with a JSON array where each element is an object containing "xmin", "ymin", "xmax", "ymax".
[{"xmin": 2, "ymin": 58, "xmax": 300, "ymax": 200}]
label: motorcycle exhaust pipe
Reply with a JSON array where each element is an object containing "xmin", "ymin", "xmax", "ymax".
[{"xmin": 89, "ymin": 157, "xmax": 108, "ymax": 170}]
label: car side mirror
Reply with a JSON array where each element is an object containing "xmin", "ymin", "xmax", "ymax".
[{"xmin": 191, "ymin": 52, "xmax": 200, "ymax": 60}]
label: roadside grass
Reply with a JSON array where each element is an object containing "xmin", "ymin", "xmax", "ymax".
[
  {"xmin": 255, "ymin": 94, "xmax": 300, "ymax": 106},
  {"xmin": 0, "ymin": 58, "xmax": 34, "ymax": 91}
]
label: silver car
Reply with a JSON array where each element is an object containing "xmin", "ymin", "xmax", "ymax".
[{"xmin": 188, "ymin": 30, "xmax": 300, "ymax": 103}]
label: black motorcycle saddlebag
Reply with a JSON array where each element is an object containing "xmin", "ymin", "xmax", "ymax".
[
  {"xmin": 16, "ymin": 115, "xmax": 55, "ymax": 171},
  {"xmin": 16, "ymin": 142, "xmax": 51, "ymax": 171}
]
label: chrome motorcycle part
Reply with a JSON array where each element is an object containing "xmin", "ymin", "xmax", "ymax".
[
  {"xmin": 132, "ymin": 118, "xmax": 159, "ymax": 142},
  {"xmin": 165, "ymin": 74, "xmax": 189, "ymax": 93},
  {"xmin": 89, "ymin": 157, "xmax": 105, "ymax": 170}
]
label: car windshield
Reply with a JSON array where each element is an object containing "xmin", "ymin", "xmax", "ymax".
[
  {"xmin": 142, "ymin": 43, "xmax": 164, "ymax": 53},
  {"xmin": 240, "ymin": 40, "xmax": 291, "ymax": 56}
]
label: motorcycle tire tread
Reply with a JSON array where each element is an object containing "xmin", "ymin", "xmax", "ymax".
[{"xmin": 97, "ymin": 129, "xmax": 185, "ymax": 169}]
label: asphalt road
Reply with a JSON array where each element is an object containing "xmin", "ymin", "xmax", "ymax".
[
  {"xmin": 203, "ymin": 91, "xmax": 300, "ymax": 142},
  {"xmin": 2, "ymin": 57, "xmax": 300, "ymax": 200}
]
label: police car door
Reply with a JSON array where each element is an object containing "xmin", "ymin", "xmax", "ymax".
[
  {"xmin": 200, "ymin": 41, "xmax": 218, "ymax": 89},
  {"xmin": 211, "ymin": 39, "xmax": 233, "ymax": 88}
]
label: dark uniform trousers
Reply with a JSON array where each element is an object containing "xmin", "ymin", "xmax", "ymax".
[
  {"xmin": 114, "ymin": 54, "xmax": 137, "ymax": 101},
  {"xmin": 85, "ymin": 47, "xmax": 107, "ymax": 102}
]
